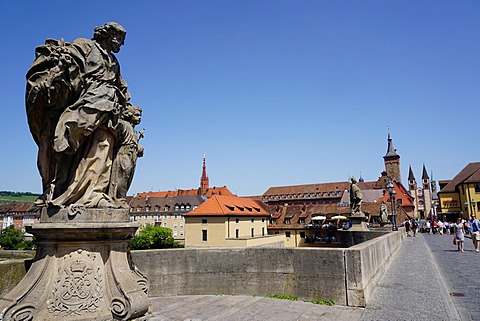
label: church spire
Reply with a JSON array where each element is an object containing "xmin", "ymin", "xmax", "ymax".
[
  {"xmin": 422, "ymin": 164, "xmax": 430, "ymax": 180},
  {"xmin": 384, "ymin": 132, "xmax": 399, "ymax": 158},
  {"xmin": 408, "ymin": 165, "xmax": 415, "ymax": 181},
  {"xmin": 200, "ymin": 154, "xmax": 209, "ymax": 194}
]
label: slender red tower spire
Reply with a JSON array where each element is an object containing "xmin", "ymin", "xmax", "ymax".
[{"xmin": 200, "ymin": 154, "xmax": 209, "ymax": 194}]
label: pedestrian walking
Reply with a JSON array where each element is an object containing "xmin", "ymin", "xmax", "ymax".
[
  {"xmin": 426, "ymin": 220, "xmax": 431, "ymax": 234},
  {"xmin": 438, "ymin": 220, "xmax": 444, "ymax": 235},
  {"xmin": 467, "ymin": 214, "xmax": 480, "ymax": 252},
  {"xmin": 444, "ymin": 221, "xmax": 450, "ymax": 234},
  {"xmin": 404, "ymin": 219, "xmax": 411, "ymax": 237},
  {"xmin": 454, "ymin": 217, "xmax": 465, "ymax": 252},
  {"xmin": 411, "ymin": 219, "xmax": 418, "ymax": 237}
]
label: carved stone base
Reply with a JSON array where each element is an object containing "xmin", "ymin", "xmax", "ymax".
[
  {"xmin": 349, "ymin": 215, "xmax": 370, "ymax": 231},
  {"xmin": 0, "ymin": 221, "xmax": 149, "ymax": 321}
]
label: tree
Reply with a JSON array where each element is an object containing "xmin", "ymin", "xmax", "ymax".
[
  {"xmin": 129, "ymin": 225, "xmax": 183, "ymax": 250},
  {"xmin": 0, "ymin": 226, "xmax": 25, "ymax": 250}
]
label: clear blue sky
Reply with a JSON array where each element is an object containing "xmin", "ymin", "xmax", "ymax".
[{"xmin": 1, "ymin": 1, "xmax": 479, "ymax": 196}]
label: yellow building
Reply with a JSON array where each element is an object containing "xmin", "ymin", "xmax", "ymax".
[
  {"xmin": 184, "ymin": 195, "xmax": 284, "ymax": 247},
  {"xmin": 438, "ymin": 162, "xmax": 480, "ymax": 220}
]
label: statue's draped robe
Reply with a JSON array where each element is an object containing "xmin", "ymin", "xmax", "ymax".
[{"xmin": 26, "ymin": 38, "xmax": 131, "ymax": 208}]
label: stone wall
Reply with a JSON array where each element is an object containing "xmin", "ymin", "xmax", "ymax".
[
  {"xmin": 0, "ymin": 260, "xmax": 30, "ymax": 298},
  {"xmin": 0, "ymin": 231, "xmax": 404, "ymax": 307},
  {"xmin": 132, "ymin": 229, "xmax": 404, "ymax": 307},
  {"xmin": 344, "ymin": 228, "xmax": 405, "ymax": 306}
]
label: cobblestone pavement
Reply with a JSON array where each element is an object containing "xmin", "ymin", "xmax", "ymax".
[
  {"xmin": 424, "ymin": 232, "xmax": 480, "ymax": 321},
  {"xmin": 361, "ymin": 233, "xmax": 460, "ymax": 321}
]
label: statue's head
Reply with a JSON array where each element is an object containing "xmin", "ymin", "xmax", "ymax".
[
  {"xmin": 121, "ymin": 105, "xmax": 142, "ymax": 125},
  {"xmin": 351, "ymin": 177, "xmax": 357, "ymax": 184},
  {"xmin": 93, "ymin": 22, "xmax": 126, "ymax": 53}
]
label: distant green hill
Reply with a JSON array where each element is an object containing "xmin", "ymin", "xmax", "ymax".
[{"xmin": 0, "ymin": 191, "xmax": 39, "ymax": 204}]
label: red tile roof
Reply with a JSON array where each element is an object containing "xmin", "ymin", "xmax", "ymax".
[
  {"xmin": 135, "ymin": 186, "xmax": 235, "ymax": 198},
  {"xmin": 185, "ymin": 195, "xmax": 270, "ymax": 217}
]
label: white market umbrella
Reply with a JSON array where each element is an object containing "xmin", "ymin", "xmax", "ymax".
[{"xmin": 331, "ymin": 215, "xmax": 348, "ymax": 220}]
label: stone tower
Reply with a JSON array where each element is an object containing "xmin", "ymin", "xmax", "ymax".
[
  {"xmin": 383, "ymin": 132, "xmax": 401, "ymax": 183},
  {"xmin": 422, "ymin": 164, "xmax": 432, "ymax": 219},
  {"xmin": 408, "ymin": 165, "xmax": 419, "ymax": 218},
  {"xmin": 200, "ymin": 154, "xmax": 209, "ymax": 194}
]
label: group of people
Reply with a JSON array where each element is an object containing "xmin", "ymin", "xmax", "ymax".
[
  {"xmin": 403, "ymin": 215, "xmax": 480, "ymax": 253},
  {"xmin": 403, "ymin": 218, "xmax": 419, "ymax": 237},
  {"xmin": 453, "ymin": 215, "xmax": 480, "ymax": 252}
]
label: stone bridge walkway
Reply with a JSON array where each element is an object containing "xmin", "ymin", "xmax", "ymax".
[{"xmin": 148, "ymin": 232, "xmax": 478, "ymax": 320}]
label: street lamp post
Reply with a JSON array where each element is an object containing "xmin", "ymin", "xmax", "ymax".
[{"xmin": 386, "ymin": 180, "xmax": 398, "ymax": 231}]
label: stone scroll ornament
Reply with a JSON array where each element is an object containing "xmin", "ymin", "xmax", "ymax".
[{"xmin": 26, "ymin": 22, "xmax": 144, "ymax": 213}]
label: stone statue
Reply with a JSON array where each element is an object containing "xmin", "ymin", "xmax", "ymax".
[
  {"xmin": 26, "ymin": 22, "xmax": 142, "ymax": 210},
  {"xmin": 380, "ymin": 200, "xmax": 389, "ymax": 223},
  {"xmin": 0, "ymin": 23, "xmax": 150, "ymax": 321},
  {"xmin": 350, "ymin": 177, "xmax": 362, "ymax": 215}
]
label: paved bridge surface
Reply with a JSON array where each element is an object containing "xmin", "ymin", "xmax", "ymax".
[{"xmin": 148, "ymin": 233, "xmax": 478, "ymax": 320}]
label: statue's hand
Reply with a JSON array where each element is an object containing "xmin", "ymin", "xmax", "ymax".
[{"xmin": 137, "ymin": 144, "xmax": 144, "ymax": 157}]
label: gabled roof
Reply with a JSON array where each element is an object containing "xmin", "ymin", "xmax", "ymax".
[
  {"xmin": 135, "ymin": 186, "xmax": 235, "ymax": 199},
  {"xmin": 185, "ymin": 195, "xmax": 270, "ymax": 217},
  {"xmin": 439, "ymin": 162, "xmax": 480, "ymax": 193},
  {"xmin": 263, "ymin": 181, "xmax": 376, "ymax": 197}
]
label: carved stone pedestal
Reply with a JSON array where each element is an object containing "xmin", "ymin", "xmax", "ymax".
[
  {"xmin": 349, "ymin": 214, "xmax": 370, "ymax": 231},
  {"xmin": 0, "ymin": 209, "xmax": 149, "ymax": 321}
]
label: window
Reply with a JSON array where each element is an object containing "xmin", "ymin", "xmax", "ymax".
[
  {"xmin": 164, "ymin": 205, "xmax": 170, "ymax": 211},
  {"xmin": 262, "ymin": 218, "xmax": 265, "ymax": 223},
  {"xmin": 475, "ymin": 183, "xmax": 480, "ymax": 193},
  {"xmin": 285, "ymin": 231, "xmax": 291, "ymax": 238},
  {"xmin": 174, "ymin": 223, "xmax": 178, "ymax": 228},
  {"xmin": 236, "ymin": 229, "xmax": 239, "ymax": 238},
  {"xmin": 174, "ymin": 214, "xmax": 178, "ymax": 219},
  {"xmin": 145, "ymin": 206, "xmax": 150, "ymax": 212},
  {"xmin": 251, "ymin": 228, "xmax": 254, "ymax": 237},
  {"xmin": 164, "ymin": 214, "xmax": 167, "ymax": 219},
  {"xmin": 154, "ymin": 205, "xmax": 159, "ymax": 211},
  {"xmin": 251, "ymin": 218, "xmax": 254, "ymax": 223},
  {"xmin": 284, "ymin": 218, "xmax": 291, "ymax": 224},
  {"xmin": 262, "ymin": 227, "xmax": 265, "ymax": 236},
  {"xmin": 202, "ymin": 230, "xmax": 208, "ymax": 242},
  {"xmin": 163, "ymin": 222, "xmax": 167, "ymax": 227},
  {"xmin": 300, "ymin": 231, "xmax": 305, "ymax": 238},
  {"xmin": 173, "ymin": 231, "xmax": 177, "ymax": 237},
  {"xmin": 202, "ymin": 219, "xmax": 207, "ymax": 225},
  {"xmin": 186, "ymin": 204, "xmax": 191, "ymax": 210},
  {"xmin": 236, "ymin": 218, "xmax": 239, "ymax": 223},
  {"xmin": 299, "ymin": 218, "xmax": 305, "ymax": 224},
  {"xmin": 180, "ymin": 231, "xmax": 184, "ymax": 236},
  {"xmin": 180, "ymin": 222, "xmax": 184, "ymax": 228},
  {"xmin": 174, "ymin": 205, "xmax": 179, "ymax": 210}
]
